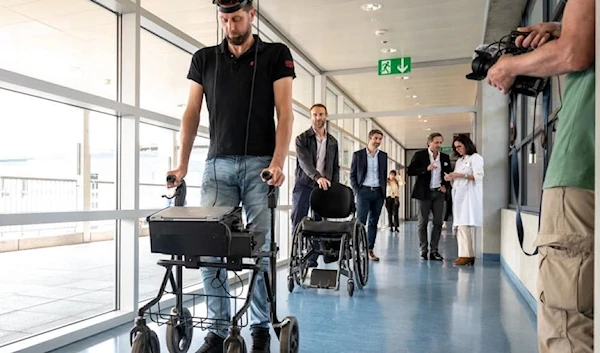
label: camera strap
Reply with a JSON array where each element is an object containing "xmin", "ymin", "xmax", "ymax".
[{"xmin": 509, "ymin": 93, "xmax": 538, "ymax": 256}]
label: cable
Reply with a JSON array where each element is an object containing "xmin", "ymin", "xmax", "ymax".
[
  {"xmin": 242, "ymin": 0, "xmax": 260, "ymax": 197},
  {"xmin": 212, "ymin": 6, "xmax": 220, "ymax": 207}
]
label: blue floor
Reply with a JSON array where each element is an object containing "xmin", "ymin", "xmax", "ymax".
[{"xmin": 51, "ymin": 222, "xmax": 538, "ymax": 353}]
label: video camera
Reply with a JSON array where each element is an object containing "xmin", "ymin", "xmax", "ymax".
[{"xmin": 466, "ymin": 31, "xmax": 550, "ymax": 97}]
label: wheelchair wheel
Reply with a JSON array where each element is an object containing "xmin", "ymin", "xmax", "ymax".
[
  {"xmin": 224, "ymin": 334, "xmax": 247, "ymax": 353},
  {"xmin": 353, "ymin": 223, "xmax": 369, "ymax": 289},
  {"xmin": 166, "ymin": 307, "xmax": 193, "ymax": 353},
  {"xmin": 279, "ymin": 316, "xmax": 300, "ymax": 353},
  {"xmin": 131, "ymin": 327, "xmax": 160, "ymax": 353},
  {"xmin": 289, "ymin": 223, "xmax": 309, "ymax": 287}
]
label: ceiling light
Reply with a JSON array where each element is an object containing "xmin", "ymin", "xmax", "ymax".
[
  {"xmin": 412, "ymin": 95, "xmax": 418, "ymax": 99},
  {"xmin": 416, "ymin": 102, "xmax": 420, "ymax": 105},
  {"xmin": 361, "ymin": 3, "xmax": 383, "ymax": 11},
  {"xmin": 381, "ymin": 48, "xmax": 397, "ymax": 54},
  {"xmin": 417, "ymin": 115, "xmax": 422, "ymax": 119},
  {"xmin": 402, "ymin": 76, "xmax": 410, "ymax": 80},
  {"xmin": 426, "ymin": 128, "xmax": 431, "ymax": 131},
  {"xmin": 423, "ymin": 120, "xmax": 428, "ymax": 122}
]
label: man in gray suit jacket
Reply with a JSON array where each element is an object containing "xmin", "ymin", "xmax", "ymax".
[{"xmin": 292, "ymin": 103, "xmax": 340, "ymax": 267}]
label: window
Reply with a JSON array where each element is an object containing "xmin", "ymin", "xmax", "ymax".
[
  {"xmin": 0, "ymin": 220, "xmax": 116, "ymax": 347},
  {"xmin": 529, "ymin": 0, "xmax": 544, "ymax": 24},
  {"xmin": 140, "ymin": 30, "xmax": 193, "ymax": 118},
  {"xmin": 0, "ymin": 89, "xmax": 117, "ymax": 214},
  {"xmin": 326, "ymin": 89, "xmax": 338, "ymax": 126},
  {"xmin": 289, "ymin": 111, "xmax": 312, "ymax": 152},
  {"xmin": 526, "ymin": 95, "xmax": 544, "ymax": 135},
  {"xmin": 514, "ymin": 95, "xmax": 525, "ymax": 144},
  {"xmin": 507, "ymin": 0, "xmax": 561, "ymax": 213},
  {"xmin": 293, "ymin": 64, "xmax": 314, "ymax": 109},
  {"xmin": 343, "ymin": 103, "xmax": 354, "ymax": 134},
  {"xmin": 342, "ymin": 137, "xmax": 355, "ymax": 168},
  {"xmin": 359, "ymin": 119, "xmax": 368, "ymax": 142},
  {"xmin": 524, "ymin": 134, "xmax": 545, "ymax": 207},
  {"xmin": 0, "ymin": 1, "xmax": 117, "ymax": 99}
]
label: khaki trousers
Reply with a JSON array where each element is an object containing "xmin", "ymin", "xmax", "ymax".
[
  {"xmin": 457, "ymin": 225, "xmax": 474, "ymax": 257},
  {"xmin": 535, "ymin": 187, "xmax": 594, "ymax": 353}
]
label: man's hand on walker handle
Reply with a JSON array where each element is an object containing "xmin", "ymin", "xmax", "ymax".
[{"xmin": 260, "ymin": 165, "xmax": 284, "ymax": 187}]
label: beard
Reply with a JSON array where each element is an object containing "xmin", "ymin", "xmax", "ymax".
[
  {"xmin": 313, "ymin": 120, "xmax": 325, "ymax": 129},
  {"xmin": 227, "ymin": 28, "xmax": 252, "ymax": 46}
]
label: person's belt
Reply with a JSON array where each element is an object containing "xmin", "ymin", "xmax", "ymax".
[{"xmin": 361, "ymin": 185, "xmax": 379, "ymax": 191}]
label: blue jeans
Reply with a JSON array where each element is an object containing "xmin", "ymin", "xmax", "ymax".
[
  {"xmin": 291, "ymin": 183, "xmax": 321, "ymax": 267},
  {"xmin": 199, "ymin": 156, "xmax": 276, "ymax": 338},
  {"xmin": 356, "ymin": 187, "xmax": 384, "ymax": 250}
]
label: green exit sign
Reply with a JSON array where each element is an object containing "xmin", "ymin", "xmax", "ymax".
[
  {"xmin": 440, "ymin": 146, "xmax": 453, "ymax": 154},
  {"xmin": 378, "ymin": 57, "xmax": 412, "ymax": 76}
]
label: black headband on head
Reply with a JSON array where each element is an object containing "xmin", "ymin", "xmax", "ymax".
[{"xmin": 213, "ymin": 0, "xmax": 250, "ymax": 13}]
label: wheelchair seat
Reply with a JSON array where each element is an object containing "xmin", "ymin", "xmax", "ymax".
[
  {"xmin": 301, "ymin": 218, "xmax": 355, "ymax": 235},
  {"xmin": 287, "ymin": 182, "xmax": 369, "ymax": 297}
]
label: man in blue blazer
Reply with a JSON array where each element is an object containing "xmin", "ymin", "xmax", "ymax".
[{"xmin": 350, "ymin": 129, "xmax": 388, "ymax": 261}]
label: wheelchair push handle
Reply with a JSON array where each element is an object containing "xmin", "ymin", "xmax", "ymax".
[{"xmin": 164, "ymin": 175, "xmax": 187, "ymax": 207}]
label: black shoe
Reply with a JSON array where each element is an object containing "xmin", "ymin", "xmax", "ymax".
[
  {"xmin": 251, "ymin": 328, "xmax": 271, "ymax": 353},
  {"xmin": 420, "ymin": 253, "xmax": 428, "ymax": 261},
  {"xmin": 196, "ymin": 332, "xmax": 224, "ymax": 353},
  {"xmin": 430, "ymin": 252, "xmax": 444, "ymax": 261}
]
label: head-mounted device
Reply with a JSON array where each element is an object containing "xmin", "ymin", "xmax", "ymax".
[{"xmin": 212, "ymin": 0, "xmax": 252, "ymax": 13}]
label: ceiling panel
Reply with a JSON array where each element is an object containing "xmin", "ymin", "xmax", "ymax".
[
  {"xmin": 38, "ymin": 8, "xmax": 114, "ymax": 31},
  {"xmin": 258, "ymin": 0, "xmax": 486, "ymax": 70},
  {"xmin": 374, "ymin": 113, "xmax": 474, "ymax": 149},
  {"xmin": 255, "ymin": 0, "xmax": 485, "ymax": 148},
  {"xmin": 6, "ymin": 0, "xmax": 99, "ymax": 19},
  {"xmin": 331, "ymin": 64, "xmax": 477, "ymax": 112},
  {"xmin": 0, "ymin": 6, "xmax": 28, "ymax": 26}
]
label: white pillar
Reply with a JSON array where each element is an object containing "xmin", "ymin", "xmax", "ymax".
[
  {"xmin": 477, "ymin": 81, "xmax": 509, "ymax": 258},
  {"xmin": 81, "ymin": 110, "xmax": 91, "ymax": 242},
  {"xmin": 118, "ymin": 5, "xmax": 141, "ymax": 313}
]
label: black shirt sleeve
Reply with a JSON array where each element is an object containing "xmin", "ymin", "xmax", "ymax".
[
  {"xmin": 187, "ymin": 50, "xmax": 204, "ymax": 86},
  {"xmin": 271, "ymin": 45, "xmax": 296, "ymax": 82}
]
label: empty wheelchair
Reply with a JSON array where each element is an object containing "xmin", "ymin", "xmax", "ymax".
[{"xmin": 287, "ymin": 182, "xmax": 369, "ymax": 296}]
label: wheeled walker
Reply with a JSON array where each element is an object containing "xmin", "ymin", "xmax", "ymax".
[{"xmin": 129, "ymin": 172, "xmax": 299, "ymax": 353}]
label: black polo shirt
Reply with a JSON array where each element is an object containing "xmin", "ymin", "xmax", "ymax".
[{"xmin": 187, "ymin": 35, "xmax": 296, "ymax": 160}]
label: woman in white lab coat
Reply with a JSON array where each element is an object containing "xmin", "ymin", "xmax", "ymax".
[{"xmin": 443, "ymin": 134, "xmax": 484, "ymax": 266}]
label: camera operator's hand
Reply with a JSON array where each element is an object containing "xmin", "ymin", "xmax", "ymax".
[
  {"xmin": 166, "ymin": 166, "xmax": 187, "ymax": 188},
  {"xmin": 261, "ymin": 164, "xmax": 285, "ymax": 187},
  {"xmin": 515, "ymin": 22, "xmax": 561, "ymax": 49},
  {"xmin": 317, "ymin": 177, "xmax": 331, "ymax": 190},
  {"xmin": 486, "ymin": 54, "xmax": 516, "ymax": 95}
]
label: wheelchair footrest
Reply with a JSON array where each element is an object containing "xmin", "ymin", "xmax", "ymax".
[{"xmin": 309, "ymin": 269, "xmax": 338, "ymax": 289}]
